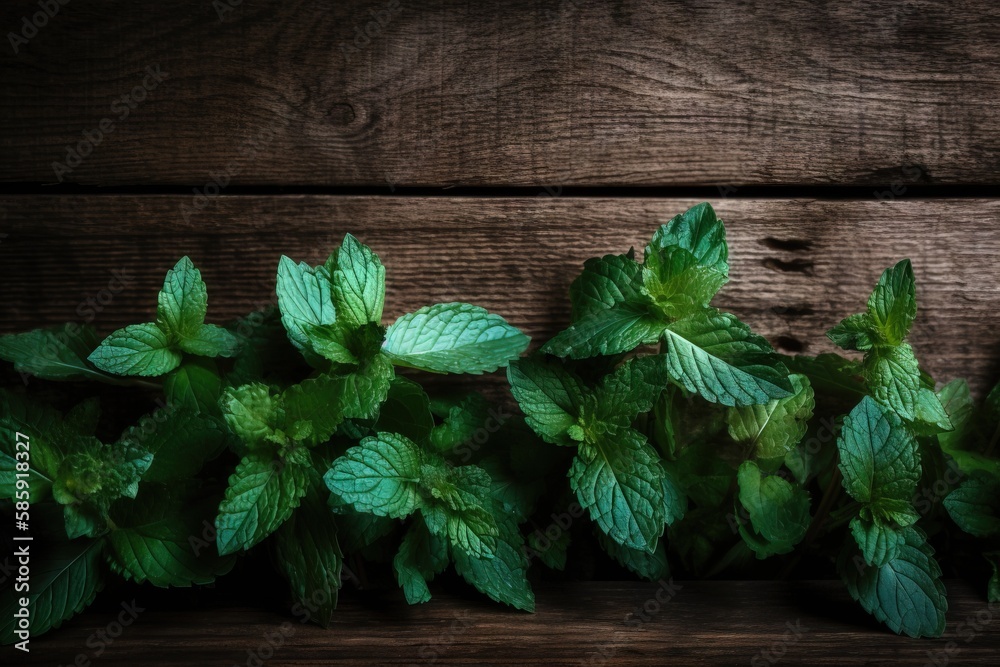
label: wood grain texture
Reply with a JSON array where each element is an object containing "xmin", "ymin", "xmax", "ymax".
[
  {"xmin": 1, "ymin": 197, "xmax": 999, "ymax": 396},
  {"xmin": 21, "ymin": 581, "xmax": 1000, "ymax": 666},
  {"xmin": 1, "ymin": 0, "xmax": 999, "ymax": 186}
]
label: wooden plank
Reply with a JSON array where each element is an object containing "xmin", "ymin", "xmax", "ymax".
[
  {"xmin": 1, "ymin": 1, "xmax": 999, "ymax": 186},
  {"xmin": 1, "ymin": 196, "xmax": 998, "ymax": 396},
  {"xmin": 21, "ymin": 580, "xmax": 1000, "ymax": 665}
]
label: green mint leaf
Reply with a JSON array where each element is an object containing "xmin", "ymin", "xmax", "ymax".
[
  {"xmin": 0, "ymin": 392, "xmax": 67, "ymax": 502},
  {"xmin": 569, "ymin": 253, "xmax": 647, "ymax": 320},
  {"xmin": 507, "ymin": 357, "xmax": 587, "ymax": 446},
  {"xmin": 727, "ymin": 374, "xmax": 815, "ymax": 464},
  {"xmin": 909, "ymin": 387, "xmax": 953, "ymax": 435},
  {"xmin": 597, "ymin": 532, "xmax": 670, "ymax": 581},
  {"xmin": 383, "ymin": 302, "xmax": 529, "ymax": 374},
  {"xmin": 63, "ymin": 504, "xmax": 102, "ymax": 540},
  {"xmin": 943, "ymin": 470, "xmax": 1000, "ymax": 537},
  {"xmin": 988, "ymin": 553, "xmax": 1000, "ymax": 603},
  {"xmin": 593, "ymin": 354, "xmax": 670, "ymax": 427},
  {"xmin": 540, "ymin": 304, "xmax": 664, "ymax": 359},
  {"xmin": 275, "ymin": 255, "xmax": 336, "ymax": 366},
  {"xmin": 107, "ymin": 492, "xmax": 235, "ymax": 587},
  {"xmin": 340, "ymin": 351, "xmax": 395, "ymax": 420},
  {"xmin": 867, "ymin": 259, "xmax": 917, "ymax": 346},
  {"xmin": 421, "ymin": 464, "xmax": 499, "ymax": 559},
  {"xmin": 864, "ymin": 343, "xmax": 922, "ymax": 422},
  {"xmin": 838, "ymin": 526, "xmax": 947, "ymax": 638},
  {"xmin": 827, "ymin": 313, "xmax": 876, "ymax": 352},
  {"xmin": 221, "ymin": 383, "xmax": 283, "ymax": 451},
  {"xmin": 325, "ymin": 432, "xmax": 423, "ymax": 519},
  {"xmin": 849, "ymin": 516, "xmax": 906, "ymax": 568},
  {"xmin": 215, "ymin": 454, "xmax": 309, "ymax": 555},
  {"xmin": 282, "ymin": 374, "xmax": 349, "ymax": 447},
  {"xmin": 88, "ymin": 323, "xmax": 182, "ymax": 377},
  {"xmin": 176, "ymin": 323, "xmax": 240, "ymax": 358},
  {"xmin": 64, "ymin": 398, "xmax": 100, "ymax": 435},
  {"xmin": 51, "ymin": 431, "xmax": 151, "ymax": 523},
  {"xmin": 527, "ymin": 519, "xmax": 571, "ymax": 570},
  {"xmin": 666, "ymin": 440, "xmax": 733, "ymax": 509},
  {"xmin": 642, "ymin": 245, "xmax": 728, "ymax": 318},
  {"xmin": 736, "ymin": 461, "xmax": 810, "ymax": 558},
  {"xmin": 936, "ymin": 379, "xmax": 1000, "ymax": 476},
  {"xmin": 334, "ymin": 511, "xmax": 396, "ymax": 553},
  {"xmin": 660, "ymin": 468, "xmax": 687, "ymax": 525},
  {"xmin": 156, "ymin": 256, "xmax": 208, "ymax": 339},
  {"xmin": 332, "ymin": 234, "xmax": 386, "ymax": 328},
  {"xmin": 304, "ymin": 323, "xmax": 358, "ymax": 364},
  {"xmin": 0, "ymin": 538, "xmax": 105, "ymax": 644},
  {"xmin": 784, "ymin": 353, "xmax": 866, "ymax": 402},
  {"xmin": 569, "ymin": 427, "xmax": 666, "ymax": 552},
  {"xmin": 273, "ymin": 471, "xmax": 343, "ymax": 627},
  {"xmin": 121, "ymin": 409, "xmax": 226, "ymax": 484},
  {"xmin": 376, "ymin": 377, "xmax": 435, "ymax": 445},
  {"xmin": 452, "ymin": 515, "xmax": 534, "ymax": 611},
  {"xmin": 164, "ymin": 358, "xmax": 222, "ymax": 416},
  {"xmin": 393, "ymin": 519, "xmax": 449, "ymax": 605},
  {"xmin": 428, "ymin": 393, "xmax": 491, "ymax": 452},
  {"xmin": 837, "ymin": 397, "xmax": 921, "ymax": 525},
  {"xmin": 647, "ymin": 202, "xmax": 729, "ymax": 276},
  {"xmin": 0, "ymin": 325, "xmax": 116, "ymax": 383},
  {"xmin": 662, "ymin": 308, "xmax": 793, "ymax": 406}
]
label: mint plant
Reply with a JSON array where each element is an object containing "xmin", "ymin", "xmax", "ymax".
[
  {"xmin": 511, "ymin": 202, "xmax": 981, "ymax": 639},
  {"xmin": 0, "ymin": 234, "xmax": 531, "ymax": 641},
  {"xmin": 1, "ymin": 208, "xmax": 997, "ymax": 645}
]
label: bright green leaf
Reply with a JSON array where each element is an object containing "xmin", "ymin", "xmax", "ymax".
[
  {"xmin": 332, "ymin": 234, "xmax": 386, "ymax": 328},
  {"xmin": 837, "ymin": 397, "xmax": 921, "ymax": 525},
  {"xmin": 88, "ymin": 323, "xmax": 182, "ymax": 377},
  {"xmin": 325, "ymin": 432, "xmax": 423, "ymax": 519},
  {"xmin": 569, "ymin": 427, "xmax": 665, "ymax": 552},
  {"xmin": 662, "ymin": 309, "xmax": 793, "ymax": 407},
  {"xmin": 838, "ymin": 526, "xmax": 947, "ymax": 638},
  {"xmin": 384, "ymin": 303, "xmax": 529, "ymax": 374},
  {"xmin": 215, "ymin": 454, "xmax": 309, "ymax": 555}
]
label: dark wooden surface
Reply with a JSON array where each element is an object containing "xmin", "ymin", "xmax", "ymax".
[
  {"xmin": 12, "ymin": 581, "xmax": 1000, "ymax": 666},
  {"xmin": 2, "ymin": 196, "xmax": 999, "ymax": 396},
  {"xmin": 1, "ymin": 0, "xmax": 999, "ymax": 186},
  {"xmin": 3, "ymin": 0, "xmax": 1000, "ymax": 663}
]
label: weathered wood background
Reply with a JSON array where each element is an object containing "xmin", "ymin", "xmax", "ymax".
[
  {"xmin": 20, "ymin": 581, "xmax": 1000, "ymax": 666},
  {"xmin": 2, "ymin": 0, "xmax": 1000, "ymax": 663}
]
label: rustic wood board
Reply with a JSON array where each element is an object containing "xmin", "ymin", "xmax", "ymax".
[
  {"xmin": 1, "ymin": 196, "xmax": 999, "ymax": 396},
  {"xmin": 18, "ymin": 580, "xmax": 1000, "ymax": 666},
  {"xmin": 1, "ymin": 0, "xmax": 999, "ymax": 186}
]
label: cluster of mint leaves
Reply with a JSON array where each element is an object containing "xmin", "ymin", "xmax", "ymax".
[
  {"xmin": 506, "ymin": 203, "xmax": 996, "ymax": 639},
  {"xmin": 1, "ymin": 207, "xmax": 998, "ymax": 643},
  {"xmin": 0, "ymin": 234, "xmax": 535, "ymax": 642}
]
